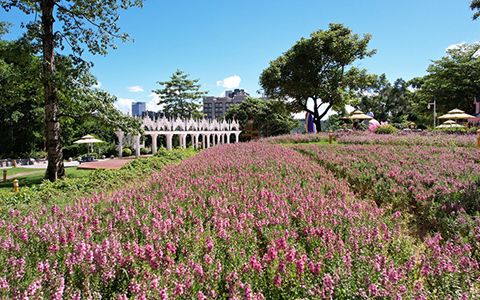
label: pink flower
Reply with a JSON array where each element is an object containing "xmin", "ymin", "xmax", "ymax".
[{"xmin": 273, "ymin": 275, "xmax": 282, "ymax": 289}]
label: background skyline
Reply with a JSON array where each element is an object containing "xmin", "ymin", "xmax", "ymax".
[{"xmin": 2, "ymin": 0, "xmax": 479, "ymax": 118}]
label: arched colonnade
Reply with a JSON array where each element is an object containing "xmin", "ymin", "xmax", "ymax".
[{"xmin": 114, "ymin": 116, "xmax": 242, "ymax": 157}]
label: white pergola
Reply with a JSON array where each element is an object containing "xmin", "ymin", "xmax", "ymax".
[{"xmin": 114, "ymin": 116, "xmax": 242, "ymax": 156}]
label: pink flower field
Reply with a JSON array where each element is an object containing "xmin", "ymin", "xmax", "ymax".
[{"xmin": 0, "ymin": 139, "xmax": 479, "ymax": 299}]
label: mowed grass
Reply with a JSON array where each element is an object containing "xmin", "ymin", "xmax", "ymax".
[
  {"xmin": 0, "ymin": 167, "xmax": 45, "ymax": 177},
  {"xmin": 0, "ymin": 167, "xmax": 92, "ymax": 192}
]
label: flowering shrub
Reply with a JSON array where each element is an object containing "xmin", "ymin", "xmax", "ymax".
[
  {"xmin": 0, "ymin": 148, "xmax": 197, "ymax": 209},
  {"xmin": 336, "ymin": 131, "xmax": 478, "ymax": 148},
  {"xmin": 0, "ymin": 142, "xmax": 478, "ymax": 298},
  {"xmin": 366, "ymin": 120, "xmax": 383, "ymax": 133},
  {"xmin": 295, "ymin": 143, "xmax": 480, "ymax": 242},
  {"xmin": 256, "ymin": 132, "xmax": 331, "ymax": 144}
]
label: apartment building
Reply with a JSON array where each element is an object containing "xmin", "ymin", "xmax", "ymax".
[{"xmin": 202, "ymin": 89, "xmax": 250, "ymax": 119}]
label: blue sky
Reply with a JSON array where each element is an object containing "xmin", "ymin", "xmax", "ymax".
[{"xmin": 2, "ymin": 0, "xmax": 479, "ymax": 117}]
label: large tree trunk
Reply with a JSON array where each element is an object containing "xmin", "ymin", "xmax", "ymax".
[
  {"xmin": 314, "ymin": 117, "xmax": 322, "ymax": 132},
  {"xmin": 41, "ymin": 0, "xmax": 65, "ymax": 181}
]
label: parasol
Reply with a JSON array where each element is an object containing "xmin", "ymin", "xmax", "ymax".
[
  {"xmin": 438, "ymin": 108, "xmax": 475, "ymax": 122},
  {"xmin": 436, "ymin": 120, "xmax": 464, "ymax": 128},
  {"xmin": 73, "ymin": 134, "xmax": 105, "ymax": 156},
  {"xmin": 341, "ymin": 110, "xmax": 374, "ymax": 120}
]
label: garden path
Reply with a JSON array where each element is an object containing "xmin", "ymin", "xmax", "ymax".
[{"xmin": 6, "ymin": 170, "xmax": 44, "ymax": 179}]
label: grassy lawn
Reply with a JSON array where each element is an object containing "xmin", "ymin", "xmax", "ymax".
[
  {"xmin": 0, "ymin": 167, "xmax": 46, "ymax": 177},
  {"xmin": 0, "ymin": 167, "xmax": 92, "ymax": 192}
]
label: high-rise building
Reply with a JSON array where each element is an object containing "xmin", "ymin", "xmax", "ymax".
[
  {"xmin": 131, "ymin": 102, "xmax": 146, "ymax": 117},
  {"xmin": 203, "ymin": 89, "xmax": 252, "ymax": 119},
  {"xmin": 142, "ymin": 110, "xmax": 162, "ymax": 120}
]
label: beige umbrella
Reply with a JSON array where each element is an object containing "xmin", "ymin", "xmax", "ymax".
[
  {"xmin": 438, "ymin": 108, "xmax": 475, "ymax": 121},
  {"xmin": 341, "ymin": 110, "xmax": 374, "ymax": 120},
  {"xmin": 436, "ymin": 120, "xmax": 464, "ymax": 128},
  {"xmin": 73, "ymin": 135, "xmax": 105, "ymax": 156}
]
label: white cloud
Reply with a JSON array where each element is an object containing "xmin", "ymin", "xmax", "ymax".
[
  {"xmin": 446, "ymin": 42, "xmax": 480, "ymax": 57},
  {"xmin": 446, "ymin": 42, "xmax": 465, "ymax": 51},
  {"xmin": 115, "ymin": 98, "xmax": 136, "ymax": 115},
  {"xmin": 127, "ymin": 86, "xmax": 144, "ymax": 92},
  {"xmin": 216, "ymin": 75, "xmax": 241, "ymax": 89},
  {"xmin": 146, "ymin": 93, "xmax": 164, "ymax": 112}
]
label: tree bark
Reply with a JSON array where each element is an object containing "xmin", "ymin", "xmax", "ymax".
[{"xmin": 41, "ymin": 0, "xmax": 65, "ymax": 181}]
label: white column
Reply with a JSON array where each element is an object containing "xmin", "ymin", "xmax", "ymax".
[
  {"xmin": 151, "ymin": 133, "xmax": 158, "ymax": 154},
  {"xmin": 227, "ymin": 132, "xmax": 230, "ymax": 144},
  {"xmin": 134, "ymin": 134, "xmax": 141, "ymax": 156},
  {"xmin": 192, "ymin": 134, "xmax": 198, "ymax": 149},
  {"xmin": 180, "ymin": 134, "xmax": 186, "ymax": 149},
  {"xmin": 166, "ymin": 134, "xmax": 173, "ymax": 151},
  {"xmin": 114, "ymin": 131, "xmax": 124, "ymax": 157},
  {"xmin": 235, "ymin": 132, "xmax": 240, "ymax": 143},
  {"xmin": 206, "ymin": 134, "xmax": 210, "ymax": 148}
]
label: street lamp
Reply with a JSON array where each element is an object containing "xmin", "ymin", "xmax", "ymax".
[{"xmin": 427, "ymin": 98, "xmax": 437, "ymax": 128}]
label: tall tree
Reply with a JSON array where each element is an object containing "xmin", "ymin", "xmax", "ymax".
[
  {"xmin": 357, "ymin": 76, "xmax": 416, "ymax": 124},
  {"xmin": 0, "ymin": 27, "xmax": 140, "ymax": 164},
  {"xmin": 1, "ymin": 0, "xmax": 144, "ymax": 181},
  {"xmin": 413, "ymin": 43, "xmax": 480, "ymax": 123},
  {"xmin": 471, "ymin": 0, "xmax": 480, "ymax": 20},
  {"xmin": 259, "ymin": 23, "xmax": 377, "ymax": 131},
  {"xmin": 153, "ymin": 70, "xmax": 208, "ymax": 119},
  {"xmin": 224, "ymin": 97, "xmax": 299, "ymax": 137}
]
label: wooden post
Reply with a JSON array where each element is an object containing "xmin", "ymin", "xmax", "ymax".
[
  {"xmin": 3, "ymin": 170, "xmax": 6, "ymax": 183},
  {"xmin": 329, "ymin": 130, "xmax": 333, "ymax": 144}
]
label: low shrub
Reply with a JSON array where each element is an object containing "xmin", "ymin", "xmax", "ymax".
[
  {"xmin": 28, "ymin": 150, "xmax": 47, "ymax": 160},
  {"xmin": 140, "ymin": 147, "xmax": 149, "ymax": 155},
  {"xmin": 374, "ymin": 124, "xmax": 397, "ymax": 134},
  {"xmin": 122, "ymin": 148, "xmax": 132, "ymax": 157}
]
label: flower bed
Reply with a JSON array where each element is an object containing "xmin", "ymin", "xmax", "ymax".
[
  {"xmin": 256, "ymin": 132, "xmax": 331, "ymax": 144},
  {"xmin": 0, "ymin": 143, "xmax": 477, "ymax": 298},
  {"xmin": 336, "ymin": 131, "xmax": 478, "ymax": 148},
  {"xmin": 294, "ymin": 143, "xmax": 480, "ymax": 255}
]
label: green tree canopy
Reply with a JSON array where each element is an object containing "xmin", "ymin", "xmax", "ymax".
[
  {"xmin": 413, "ymin": 43, "xmax": 480, "ymax": 125},
  {"xmin": 1, "ymin": 0, "xmax": 144, "ymax": 181},
  {"xmin": 259, "ymin": 23, "xmax": 377, "ymax": 131},
  {"xmin": 153, "ymin": 70, "xmax": 208, "ymax": 119},
  {"xmin": 0, "ymin": 32, "xmax": 140, "ymax": 159},
  {"xmin": 357, "ymin": 76, "xmax": 416, "ymax": 125},
  {"xmin": 471, "ymin": 0, "xmax": 480, "ymax": 20},
  {"xmin": 224, "ymin": 97, "xmax": 299, "ymax": 138}
]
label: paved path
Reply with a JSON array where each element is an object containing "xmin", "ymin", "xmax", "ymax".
[
  {"xmin": 5, "ymin": 170, "xmax": 45, "ymax": 180},
  {"xmin": 77, "ymin": 157, "xmax": 151, "ymax": 170}
]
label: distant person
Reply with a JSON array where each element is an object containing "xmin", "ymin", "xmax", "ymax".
[
  {"xmin": 353, "ymin": 120, "xmax": 359, "ymax": 130},
  {"xmin": 367, "ymin": 108, "xmax": 374, "ymax": 118}
]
